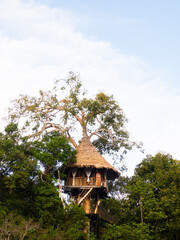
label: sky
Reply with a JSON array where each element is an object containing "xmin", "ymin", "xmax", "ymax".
[{"xmin": 0, "ymin": 0, "xmax": 180, "ymax": 176}]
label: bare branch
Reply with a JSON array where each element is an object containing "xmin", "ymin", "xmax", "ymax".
[
  {"xmin": 96, "ymin": 116, "xmax": 103, "ymax": 126},
  {"xmin": 29, "ymin": 122, "xmax": 78, "ymax": 148},
  {"xmin": 54, "ymin": 125, "xmax": 77, "ymax": 148},
  {"xmin": 74, "ymin": 113, "xmax": 83, "ymax": 124},
  {"xmin": 93, "ymin": 133, "xmax": 109, "ymax": 142},
  {"xmin": 89, "ymin": 128, "xmax": 114, "ymax": 143},
  {"xmin": 41, "ymin": 174, "xmax": 46, "ymax": 183}
]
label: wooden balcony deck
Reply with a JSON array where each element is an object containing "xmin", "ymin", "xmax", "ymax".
[{"xmin": 64, "ymin": 177, "xmax": 108, "ymax": 189}]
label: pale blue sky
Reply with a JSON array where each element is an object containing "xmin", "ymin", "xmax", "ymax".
[
  {"xmin": 39, "ymin": 0, "xmax": 180, "ymax": 88},
  {"xmin": 0, "ymin": 0, "xmax": 180, "ymax": 175}
]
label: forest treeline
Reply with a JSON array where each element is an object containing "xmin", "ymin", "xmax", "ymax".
[
  {"xmin": 0, "ymin": 123, "xmax": 179, "ymax": 240},
  {"xmin": 0, "ymin": 74, "xmax": 180, "ymax": 239}
]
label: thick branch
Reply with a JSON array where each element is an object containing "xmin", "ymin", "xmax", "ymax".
[
  {"xmin": 96, "ymin": 116, "xmax": 103, "ymax": 126},
  {"xmin": 30, "ymin": 122, "xmax": 78, "ymax": 148},
  {"xmin": 74, "ymin": 110, "xmax": 88, "ymax": 138},
  {"xmin": 65, "ymin": 129, "xmax": 78, "ymax": 148},
  {"xmin": 89, "ymin": 129, "xmax": 114, "ymax": 143},
  {"xmin": 74, "ymin": 114, "xmax": 83, "ymax": 124}
]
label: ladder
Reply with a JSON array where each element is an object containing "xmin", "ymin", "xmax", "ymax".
[{"xmin": 78, "ymin": 188, "xmax": 93, "ymax": 205}]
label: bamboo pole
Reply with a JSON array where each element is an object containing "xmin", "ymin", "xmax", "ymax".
[{"xmin": 57, "ymin": 168, "xmax": 65, "ymax": 209}]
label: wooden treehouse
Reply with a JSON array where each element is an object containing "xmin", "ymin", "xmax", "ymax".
[{"xmin": 64, "ymin": 137, "xmax": 119, "ymax": 216}]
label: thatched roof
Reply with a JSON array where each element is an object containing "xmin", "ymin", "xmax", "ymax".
[{"xmin": 67, "ymin": 137, "xmax": 120, "ymax": 180}]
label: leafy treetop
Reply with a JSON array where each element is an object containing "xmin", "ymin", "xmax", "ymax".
[{"xmin": 8, "ymin": 72, "xmax": 139, "ymax": 157}]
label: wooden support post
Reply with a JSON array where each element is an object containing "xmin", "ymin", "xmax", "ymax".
[
  {"xmin": 84, "ymin": 195, "xmax": 91, "ymax": 214},
  {"xmin": 57, "ymin": 168, "xmax": 65, "ymax": 209},
  {"xmin": 95, "ymin": 195, "xmax": 100, "ymax": 214}
]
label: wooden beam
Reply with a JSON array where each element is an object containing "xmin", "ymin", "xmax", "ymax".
[
  {"xmin": 78, "ymin": 188, "xmax": 93, "ymax": 205},
  {"xmin": 95, "ymin": 198, "xmax": 100, "ymax": 214}
]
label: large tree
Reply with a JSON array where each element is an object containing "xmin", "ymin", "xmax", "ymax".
[
  {"xmin": 102, "ymin": 153, "xmax": 180, "ymax": 240},
  {"xmin": 131, "ymin": 153, "xmax": 180, "ymax": 240},
  {"xmin": 0, "ymin": 123, "xmax": 89, "ymax": 239},
  {"xmin": 0, "ymin": 123, "xmax": 37, "ymax": 216},
  {"xmin": 0, "ymin": 123, "xmax": 76, "ymax": 222},
  {"xmin": 8, "ymin": 72, "xmax": 140, "ymax": 160}
]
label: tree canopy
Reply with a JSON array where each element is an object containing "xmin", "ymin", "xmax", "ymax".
[
  {"xmin": 3, "ymin": 73, "xmax": 179, "ymax": 239},
  {"xmin": 0, "ymin": 122, "xmax": 179, "ymax": 239},
  {"xmin": 8, "ymin": 72, "xmax": 140, "ymax": 160},
  {"xmin": 101, "ymin": 153, "xmax": 180, "ymax": 240},
  {"xmin": 0, "ymin": 123, "xmax": 87, "ymax": 239}
]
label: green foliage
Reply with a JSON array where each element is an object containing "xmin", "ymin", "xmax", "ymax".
[
  {"xmin": 0, "ymin": 123, "xmax": 37, "ymax": 216},
  {"xmin": 100, "ymin": 222, "xmax": 151, "ymax": 240},
  {"xmin": 0, "ymin": 209, "xmax": 87, "ymax": 240},
  {"xmin": 0, "ymin": 212, "xmax": 39, "ymax": 240},
  {"xmin": 31, "ymin": 176, "xmax": 63, "ymax": 227},
  {"xmin": 8, "ymin": 72, "xmax": 139, "ymax": 162},
  {"xmin": 105, "ymin": 153, "xmax": 180, "ymax": 240},
  {"xmin": 0, "ymin": 123, "xmax": 89, "ymax": 239},
  {"xmin": 33, "ymin": 131, "xmax": 76, "ymax": 178},
  {"xmin": 58, "ymin": 204, "xmax": 88, "ymax": 240},
  {"xmin": 34, "ymin": 132, "xmax": 75, "ymax": 164},
  {"xmin": 131, "ymin": 153, "xmax": 180, "ymax": 239},
  {"xmin": 4, "ymin": 75, "xmax": 180, "ymax": 239},
  {"xmin": 100, "ymin": 198, "xmax": 125, "ymax": 225}
]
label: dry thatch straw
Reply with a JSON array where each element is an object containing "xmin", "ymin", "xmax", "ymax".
[{"xmin": 68, "ymin": 137, "xmax": 120, "ymax": 180}]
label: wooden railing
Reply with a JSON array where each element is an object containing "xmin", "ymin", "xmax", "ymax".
[
  {"xmin": 66, "ymin": 177, "xmax": 96, "ymax": 186},
  {"xmin": 65, "ymin": 177, "xmax": 108, "ymax": 188}
]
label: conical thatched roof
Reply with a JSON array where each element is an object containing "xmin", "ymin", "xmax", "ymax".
[{"xmin": 67, "ymin": 137, "xmax": 120, "ymax": 180}]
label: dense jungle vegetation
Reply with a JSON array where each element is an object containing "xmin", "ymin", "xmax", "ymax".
[
  {"xmin": 0, "ymin": 123, "xmax": 179, "ymax": 240},
  {"xmin": 0, "ymin": 74, "xmax": 179, "ymax": 239}
]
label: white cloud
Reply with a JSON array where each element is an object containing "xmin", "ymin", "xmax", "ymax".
[{"xmin": 0, "ymin": 0, "xmax": 179, "ymax": 175}]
